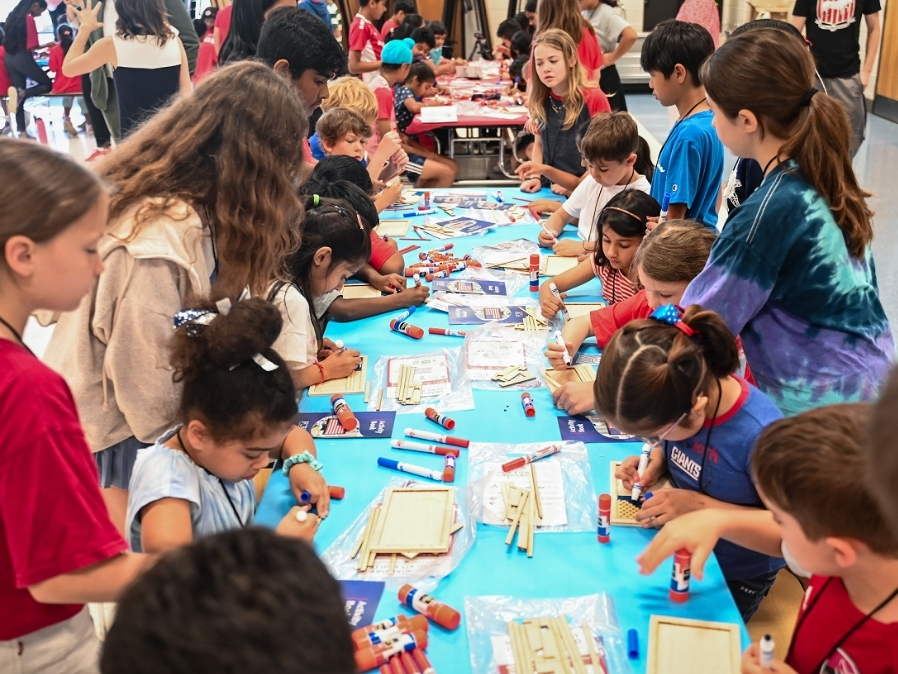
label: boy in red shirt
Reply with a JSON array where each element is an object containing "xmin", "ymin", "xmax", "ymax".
[
  {"xmin": 637, "ymin": 404, "xmax": 898, "ymax": 674},
  {"xmin": 380, "ymin": 0, "xmax": 415, "ymax": 40},
  {"xmin": 348, "ymin": 0, "xmax": 386, "ymax": 84}
]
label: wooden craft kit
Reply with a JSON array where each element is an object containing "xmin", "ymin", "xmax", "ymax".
[
  {"xmin": 492, "ymin": 365, "xmax": 537, "ymax": 387},
  {"xmin": 608, "ymin": 461, "xmax": 671, "ymax": 526},
  {"xmin": 309, "ymin": 356, "xmax": 368, "ymax": 397},
  {"xmin": 515, "ymin": 307, "xmax": 549, "ymax": 332},
  {"xmin": 502, "ymin": 464, "xmax": 543, "ymax": 558},
  {"xmin": 396, "ymin": 365, "xmax": 423, "ymax": 405},
  {"xmin": 646, "ymin": 615, "xmax": 741, "ymax": 674},
  {"xmin": 342, "ymin": 284, "xmax": 382, "ymax": 300},
  {"xmin": 542, "ymin": 256, "xmax": 580, "ymax": 277},
  {"xmin": 542, "ymin": 366, "xmax": 596, "ymax": 395},
  {"xmin": 376, "ymin": 220, "xmax": 411, "ymax": 238},
  {"xmin": 506, "ymin": 615, "xmax": 608, "ymax": 674},
  {"xmin": 563, "ymin": 303, "xmax": 607, "ymax": 319}
]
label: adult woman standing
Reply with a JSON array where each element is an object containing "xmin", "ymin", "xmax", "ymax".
[
  {"xmin": 3, "ymin": 0, "xmax": 53, "ymax": 136},
  {"xmin": 578, "ymin": 0, "xmax": 636, "ymax": 111}
]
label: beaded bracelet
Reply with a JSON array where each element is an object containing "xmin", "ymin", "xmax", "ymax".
[{"xmin": 282, "ymin": 451, "xmax": 323, "ymax": 477}]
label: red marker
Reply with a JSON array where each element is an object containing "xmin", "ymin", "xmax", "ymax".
[
  {"xmin": 428, "ymin": 328, "xmax": 466, "ymax": 337},
  {"xmin": 391, "ymin": 439, "xmax": 459, "ymax": 457},
  {"xmin": 442, "ymin": 454, "xmax": 456, "ymax": 482},
  {"xmin": 397, "ymin": 245, "xmax": 420, "ymax": 255},
  {"xmin": 500, "ymin": 444, "xmax": 560, "ymax": 472},
  {"xmin": 521, "ymin": 392, "xmax": 535, "ymax": 417},
  {"xmin": 390, "ymin": 319, "xmax": 424, "ymax": 339},
  {"xmin": 331, "ymin": 394, "xmax": 358, "ymax": 431},
  {"xmin": 598, "ymin": 493, "xmax": 611, "ymax": 543},
  {"xmin": 425, "ymin": 407, "xmax": 455, "ymax": 430},
  {"xmin": 398, "ymin": 585, "xmax": 461, "ymax": 630},
  {"xmin": 404, "ymin": 428, "xmax": 470, "ymax": 448}
]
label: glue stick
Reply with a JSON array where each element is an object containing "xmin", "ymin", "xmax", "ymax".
[
  {"xmin": 521, "ymin": 392, "xmax": 535, "ymax": 417},
  {"xmin": 424, "ymin": 190, "xmax": 431, "ymax": 209},
  {"xmin": 442, "ymin": 454, "xmax": 456, "ymax": 483},
  {"xmin": 529, "ymin": 253, "xmax": 540, "ymax": 292},
  {"xmin": 425, "ymin": 407, "xmax": 456, "ymax": 430},
  {"xmin": 598, "ymin": 493, "xmax": 611, "ymax": 543},
  {"xmin": 397, "ymin": 585, "xmax": 461, "ymax": 630},
  {"xmin": 331, "ymin": 394, "xmax": 358, "ymax": 431},
  {"xmin": 354, "ymin": 631, "xmax": 427, "ymax": 671},
  {"xmin": 352, "ymin": 615, "xmax": 429, "ymax": 649},
  {"xmin": 390, "ymin": 319, "xmax": 424, "ymax": 340},
  {"xmin": 670, "ymin": 548, "xmax": 691, "ymax": 602}
]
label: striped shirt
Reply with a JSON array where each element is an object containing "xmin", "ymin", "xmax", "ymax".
[{"xmin": 593, "ymin": 261, "xmax": 638, "ymax": 305}]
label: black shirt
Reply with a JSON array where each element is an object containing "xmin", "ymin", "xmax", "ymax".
[
  {"xmin": 793, "ymin": 0, "xmax": 881, "ymax": 78},
  {"xmin": 725, "ymin": 158, "xmax": 765, "ymax": 216},
  {"xmin": 538, "ymin": 93, "xmax": 590, "ymax": 189}
]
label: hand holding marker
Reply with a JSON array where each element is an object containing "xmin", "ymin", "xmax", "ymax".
[
  {"xmin": 554, "ymin": 331, "xmax": 572, "ymax": 366},
  {"xmin": 549, "ymin": 282, "xmax": 569, "ymax": 320}
]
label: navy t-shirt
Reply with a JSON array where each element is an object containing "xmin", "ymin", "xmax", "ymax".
[
  {"xmin": 650, "ymin": 110, "xmax": 724, "ymax": 229},
  {"xmin": 394, "ymin": 85, "xmax": 417, "ymax": 134},
  {"xmin": 725, "ymin": 158, "xmax": 764, "ymax": 217},
  {"xmin": 661, "ymin": 376, "xmax": 786, "ymax": 580}
]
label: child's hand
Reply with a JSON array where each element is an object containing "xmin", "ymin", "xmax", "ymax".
[
  {"xmin": 615, "ymin": 452, "xmax": 665, "ymax": 492},
  {"xmin": 275, "ymin": 505, "xmax": 320, "ymax": 541},
  {"xmin": 398, "ymin": 284, "xmax": 430, "ymax": 306},
  {"xmin": 552, "ymin": 239, "xmax": 586, "ymax": 257},
  {"xmin": 543, "ymin": 340, "xmax": 571, "ymax": 370},
  {"xmin": 321, "ymin": 348, "xmax": 362, "ymax": 381},
  {"xmin": 381, "ymin": 179, "xmax": 403, "ymax": 205},
  {"xmin": 551, "ymin": 381, "xmax": 596, "ymax": 416},
  {"xmin": 539, "ymin": 281, "xmax": 565, "ymax": 319},
  {"xmin": 645, "ymin": 215, "xmax": 660, "ymax": 233},
  {"xmin": 537, "ymin": 228, "xmax": 557, "ymax": 248},
  {"xmin": 515, "ymin": 160, "xmax": 544, "ymax": 181},
  {"xmin": 528, "ymin": 199, "xmax": 562, "ymax": 215},
  {"xmin": 635, "ymin": 488, "xmax": 704, "ymax": 528},
  {"xmin": 741, "ymin": 644, "xmax": 797, "ymax": 674},
  {"xmin": 520, "ymin": 178, "xmax": 542, "ymax": 193},
  {"xmin": 288, "ymin": 462, "xmax": 331, "ymax": 518},
  {"xmin": 550, "ymin": 183, "xmax": 571, "ymax": 197},
  {"xmin": 380, "ymin": 131, "xmax": 401, "ymax": 155},
  {"xmin": 636, "ymin": 510, "xmax": 728, "ymax": 579},
  {"xmin": 372, "ymin": 273, "xmax": 406, "ymax": 294},
  {"xmin": 317, "ymin": 337, "xmax": 338, "ymax": 361}
]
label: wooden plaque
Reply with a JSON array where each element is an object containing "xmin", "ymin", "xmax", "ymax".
[
  {"xmin": 308, "ymin": 356, "xmax": 367, "ymax": 396},
  {"xmin": 647, "ymin": 615, "xmax": 741, "ymax": 674},
  {"xmin": 609, "ymin": 460, "xmax": 671, "ymax": 525}
]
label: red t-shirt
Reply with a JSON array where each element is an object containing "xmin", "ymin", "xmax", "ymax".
[
  {"xmin": 25, "ymin": 14, "xmax": 38, "ymax": 51},
  {"xmin": 0, "ymin": 341, "xmax": 127, "ymax": 640},
  {"xmin": 0, "ymin": 47, "xmax": 12, "ymax": 92},
  {"xmin": 49, "ymin": 44, "xmax": 82, "ymax": 94},
  {"xmin": 582, "ymin": 85, "xmax": 611, "ymax": 116},
  {"xmin": 787, "ymin": 575, "xmax": 898, "ymax": 673},
  {"xmin": 349, "ymin": 14, "xmax": 383, "ymax": 61},
  {"xmin": 192, "ymin": 41, "xmax": 218, "ymax": 84},
  {"xmin": 379, "ymin": 17, "xmax": 398, "ymax": 41},
  {"xmin": 214, "ymin": 5, "xmax": 233, "ymax": 45},
  {"xmin": 589, "ymin": 289, "xmax": 649, "ymax": 347},
  {"xmin": 577, "ymin": 26, "xmax": 602, "ymax": 81},
  {"xmin": 369, "ymin": 230, "xmax": 396, "ymax": 271}
]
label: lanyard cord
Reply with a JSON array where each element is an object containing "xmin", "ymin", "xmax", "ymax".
[
  {"xmin": 176, "ymin": 428, "xmax": 245, "ymax": 528},
  {"xmin": 656, "ymin": 98, "xmax": 707, "ymax": 161},
  {"xmin": 665, "ymin": 377, "xmax": 722, "ymax": 495},
  {"xmin": 0, "ymin": 315, "xmax": 34, "ymax": 356}
]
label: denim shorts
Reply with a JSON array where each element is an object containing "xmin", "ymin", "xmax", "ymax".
[
  {"xmin": 727, "ymin": 568, "xmax": 781, "ymax": 623},
  {"xmin": 94, "ymin": 436, "xmax": 150, "ymax": 489}
]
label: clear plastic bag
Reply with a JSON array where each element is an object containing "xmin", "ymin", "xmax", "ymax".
[
  {"xmin": 464, "ymin": 593, "xmax": 632, "ymax": 674},
  {"xmin": 368, "ymin": 347, "xmax": 474, "ymax": 414},
  {"xmin": 467, "ymin": 441, "xmax": 596, "ymax": 533},
  {"xmin": 427, "ymin": 292, "xmax": 539, "ymax": 314},
  {"xmin": 462, "ymin": 323, "xmax": 551, "ymax": 390},
  {"xmin": 320, "ymin": 478, "xmax": 477, "ymax": 590},
  {"xmin": 458, "ymin": 267, "xmax": 527, "ymax": 297},
  {"xmin": 473, "ymin": 238, "xmax": 540, "ymax": 272}
]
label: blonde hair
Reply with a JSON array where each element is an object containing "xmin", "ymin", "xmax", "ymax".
[
  {"xmin": 316, "ymin": 107, "xmax": 374, "ymax": 147},
  {"xmin": 528, "ymin": 29, "xmax": 588, "ymax": 130},
  {"xmin": 322, "ymin": 76, "xmax": 378, "ymax": 126},
  {"xmin": 536, "ymin": 0, "xmax": 594, "ymax": 44}
]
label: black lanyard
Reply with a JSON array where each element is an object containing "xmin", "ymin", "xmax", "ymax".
[
  {"xmin": 656, "ymin": 99, "xmax": 707, "ymax": 163},
  {"xmin": 786, "ymin": 577, "xmax": 898, "ymax": 671},
  {"xmin": 665, "ymin": 378, "xmax": 722, "ymax": 495},
  {"xmin": 0, "ymin": 315, "xmax": 34, "ymax": 357},
  {"xmin": 176, "ymin": 429, "xmax": 245, "ymax": 528}
]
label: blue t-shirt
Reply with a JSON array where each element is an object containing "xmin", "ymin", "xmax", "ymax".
[
  {"xmin": 309, "ymin": 132, "xmax": 327, "ymax": 161},
  {"xmin": 650, "ymin": 110, "xmax": 724, "ymax": 228},
  {"xmin": 394, "ymin": 85, "xmax": 417, "ymax": 134},
  {"xmin": 682, "ymin": 160, "xmax": 894, "ymax": 416},
  {"xmin": 125, "ymin": 428, "xmax": 256, "ymax": 552},
  {"xmin": 661, "ymin": 377, "xmax": 785, "ymax": 580}
]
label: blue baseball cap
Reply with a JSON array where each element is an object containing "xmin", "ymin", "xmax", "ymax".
[{"xmin": 382, "ymin": 38, "xmax": 414, "ymax": 65}]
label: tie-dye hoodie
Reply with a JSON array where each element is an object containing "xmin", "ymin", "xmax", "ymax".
[{"xmin": 682, "ymin": 160, "xmax": 895, "ymax": 416}]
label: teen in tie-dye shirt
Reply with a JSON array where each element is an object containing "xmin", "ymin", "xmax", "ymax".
[{"xmin": 683, "ymin": 29, "xmax": 894, "ymax": 416}]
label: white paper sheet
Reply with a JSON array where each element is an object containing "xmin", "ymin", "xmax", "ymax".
[{"xmin": 482, "ymin": 460, "xmax": 568, "ymax": 527}]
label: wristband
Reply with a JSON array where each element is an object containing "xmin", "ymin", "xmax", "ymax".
[
  {"xmin": 282, "ymin": 451, "xmax": 323, "ymax": 477},
  {"xmin": 315, "ymin": 361, "xmax": 325, "ymax": 384}
]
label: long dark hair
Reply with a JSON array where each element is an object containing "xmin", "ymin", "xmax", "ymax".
[
  {"xmin": 591, "ymin": 190, "xmax": 659, "ymax": 270},
  {"xmin": 115, "ymin": 0, "xmax": 174, "ymax": 45},
  {"xmin": 56, "ymin": 22, "xmax": 74, "ymax": 54},
  {"xmin": 3, "ymin": 0, "xmax": 46, "ymax": 54},
  {"xmin": 219, "ymin": 0, "xmax": 263, "ymax": 64}
]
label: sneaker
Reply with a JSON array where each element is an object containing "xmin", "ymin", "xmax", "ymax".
[{"xmin": 64, "ymin": 119, "xmax": 78, "ymax": 137}]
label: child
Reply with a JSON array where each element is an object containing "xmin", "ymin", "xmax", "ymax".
[
  {"xmin": 410, "ymin": 25, "xmax": 435, "ymax": 60},
  {"xmin": 348, "ymin": 0, "xmax": 386, "ymax": 83},
  {"xmin": 43, "ymin": 63, "xmax": 307, "ymax": 534},
  {"xmin": 546, "ymin": 220, "xmax": 716, "ymax": 415},
  {"xmin": 593, "ymin": 304, "xmax": 785, "ymax": 622},
  {"xmin": 517, "ymin": 0, "xmax": 538, "ymax": 33},
  {"xmin": 394, "ymin": 60, "xmax": 440, "ymax": 135},
  {"xmin": 495, "ymin": 18, "xmax": 520, "ymax": 58},
  {"xmin": 192, "ymin": 18, "xmax": 217, "ymax": 84},
  {"xmin": 268, "ymin": 196, "xmax": 370, "ymax": 391},
  {"xmin": 63, "ymin": 0, "xmax": 191, "ymax": 137},
  {"xmin": 511, "ymin": 29, "xmax": 532, "ymax": 59},
  {"xmin": 683, "ymin": 29, "xmax": 894, "ymax": 416},
  {"xmin": 100, "ymin": 529, "xmax": 356, "ymax": 674},
  {"xmin": 388, "ymin": 13, "xmax": 424, "ymax": 42},
  {"xmin": 538, "ymin": 190, "xmax": 657, "ymax": 312},
  {"xmin": 637, "ymin": 404, "xmax": 898, "ymax": 673},
  {"xmin": 0, "ymin": 139, "xmax": 152, "ymax": 674},
  {"xmin": 579, "ymin": 0, "xmax": 637, "ymax": 112},
  {"xmin": 869, "ymin": 367, "xmax": 898, "ymax": 536},
  {"xmin": 516, "ymin": 29, "xmax": 610, "ymax": 193},
  {"xmin": 256, "ymin": 6, "xmax": 347, "ymax": 116},
  {"xmin": 537, "ymin": 112, "xmax": 652, "ymax": 256},
  {"xmin": 201, "ymin": 5, "xmax": 218, "ymax": 33},
  {"xmin": 301, "ymin": 175, "xmax": 430, "ymax": 321},
  {"xmin": 428, "ymin": 20, "xmax": 447, "ymax": 63},
  {"xmin": 297, "ymin": 0, "xmax": 333, "ymax": 33},
  {"xmin": 536, "ymin": 0, "xmax": 602, "ymax": 81},
  {"xmin": 381, "ymin": 0, "xmax": 415, "ymax": 41},
  {"xmin": 126, "ymin": 297, "xmax": 325, "ymax": 554},
  {"xmin": 48, "ymin": 23, "xmax": 84, "ymax": 137},
  {"xmin": 640, "ymin": 19, "xmax": 723, "ymax": 228},
  {"xmin": 370, "ymin": 37, "xmax": 457, "ymax": 187}
]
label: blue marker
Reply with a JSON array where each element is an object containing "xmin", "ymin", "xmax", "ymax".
[
  {"xmin": 299, "ymin": 491, "xmax": 312, "ymax": 504},
  {"xmin": 493, "ymin": 190, "xmax": 504, "ymax": 203},
  {"xmin": 394, "ymin": 306, "xmax": 416, "ymax": 324},
  {"xmin": 631, "ymin": 442, "xmax": 652, "ymax": 501},
  {"xmin": 659, "ymin": 192, "xmax": 671, "ymax": 224},
  {"xmin": 405, "ymin": 209, "xmax": 436, "ymax": 217},
  {"xmin": 627, "ymin": 629, "xmax": 639, "ymax": 659},
  {"xmin": 377, "ymin": 457, "xmax": 443, "ymax": 481}
]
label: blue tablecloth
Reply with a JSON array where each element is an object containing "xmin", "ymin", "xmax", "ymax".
[{"xmin": 254, "ymin": 187, "xmax": 749, "ymax": 673}]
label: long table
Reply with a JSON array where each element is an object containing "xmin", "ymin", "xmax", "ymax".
[{"xmin": 255, "ymin": 187, "xmax": 749, "ymax": 673}]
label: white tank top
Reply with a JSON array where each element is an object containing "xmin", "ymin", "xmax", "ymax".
[{"xmin": 112, "ymin": 27, "xmax": 181, "ymax": 70}]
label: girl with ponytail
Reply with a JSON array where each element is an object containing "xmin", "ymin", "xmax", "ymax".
[
  {"xmin": 126, "ymin": 297, "xmax": 326, "ymax": 554},
  {"xmin": 683, "ymin": 29, "xmax": 893, "ymax": 416},
  {"xmin": 594, "ymin": 304, "xmax": 784, "ymax": 622}
]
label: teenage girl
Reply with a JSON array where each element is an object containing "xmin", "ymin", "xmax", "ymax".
[
  {"xmin": 539, "ymin": 190, "xmax": 657, "ymax": 314},
  {"xmin": 535, "ymin": 0, "xmax": 602, "ymax": 82},
  {"xmin": 126, "ymin": 297, "xmax": 323, "ymax": 554},
  {"xmin": 516, "ymin": 29, "xmax": 610, "ymax": 193},
  {"xmin": 269, "ymin": 196, "xmax": 369, "ymax": 391},
  {"xmin": 219, "ymin": 0, "xmax": 296, "ymax": 64},
  {"xmin": 537, "ymin": 112, "xmax": 652, "ymax": 257},
  {"xmin": 3, "ymin": 0, "xmax": 52, "ymax": 136},
  {"xmin": 0, "ymin": 139, "xmax": 151, "ymax": 674},
  {"xmin": 684, "ymin": 29, "xmax": 894, "ymax": 416},
  {"xmin": 64, "ymin": 0, "xmax": 191, "ymax": 137},
  {"xmin": 594, "ymin": 304, "xmax": 785, "ymax": 622},
  {"xmin": 43, "ymin": 62, "xmax": 307, "ymax": 535},
  {"xmin": 578, "ymin": 0, "xmax": 637, "ymax": 111},
  {"xmin": 546, "ymin": 220, "xmax": 716, "ymax": 414}
]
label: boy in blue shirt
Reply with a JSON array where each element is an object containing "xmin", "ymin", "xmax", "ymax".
[{"xmin": 641, "ymin": 20, "xmax": 723, "ymax": 228}]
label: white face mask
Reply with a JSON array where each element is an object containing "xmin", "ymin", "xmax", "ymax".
[{"xmin": 781, "ymin": 540, "xmax": 812, "ymax": 578}]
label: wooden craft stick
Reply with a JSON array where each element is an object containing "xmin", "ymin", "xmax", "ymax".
[
  {"xmin": 557, "ymin": 618, "xmax": 588, "ymax": 674},
  {"xmin": 505, "ymin": 489, "xmax": 529, "ymax": 545},
  {"xmin": 389, "ymin": 553, "xmax": 397, "ymax": 575},
  {"xmin": 376, "ymin": 387, "xmax": 384, "ymax": 411},
  {"xmin": 357, "ymin": 507, "xmax": 378, "ymax": 571},
  {"xmin": 501, "ymin": 481, "xmax": 511, "ymax": 520},
  {"xmin": 530, "ymin": 463, "xmax": 543, "ymax": 521},
  {"xmin": 582, "ymin": 623, "xmax": 603, "ymax": 674},
  {"xmin": 364, "ymin": 381, "xmax": 371, "ymax": 403},
  {"xmin": 350, "ymin": 528, "xmax": 366, "ymax": 559},
  {"xmin": 508, "ymin": 622, "xmax": 529, "ymax": 674},
  {"xmin": 527, "ymin": 487, "xmax": 535, "ymax": 558},
  {"xmin": 548, "ymin": 619, "xmax": 573, "ymax": 674}
]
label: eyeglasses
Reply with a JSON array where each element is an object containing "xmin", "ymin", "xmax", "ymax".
[{"xmin": 639, "ymin": 412, "xmax": 687, "ymax": 447}]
